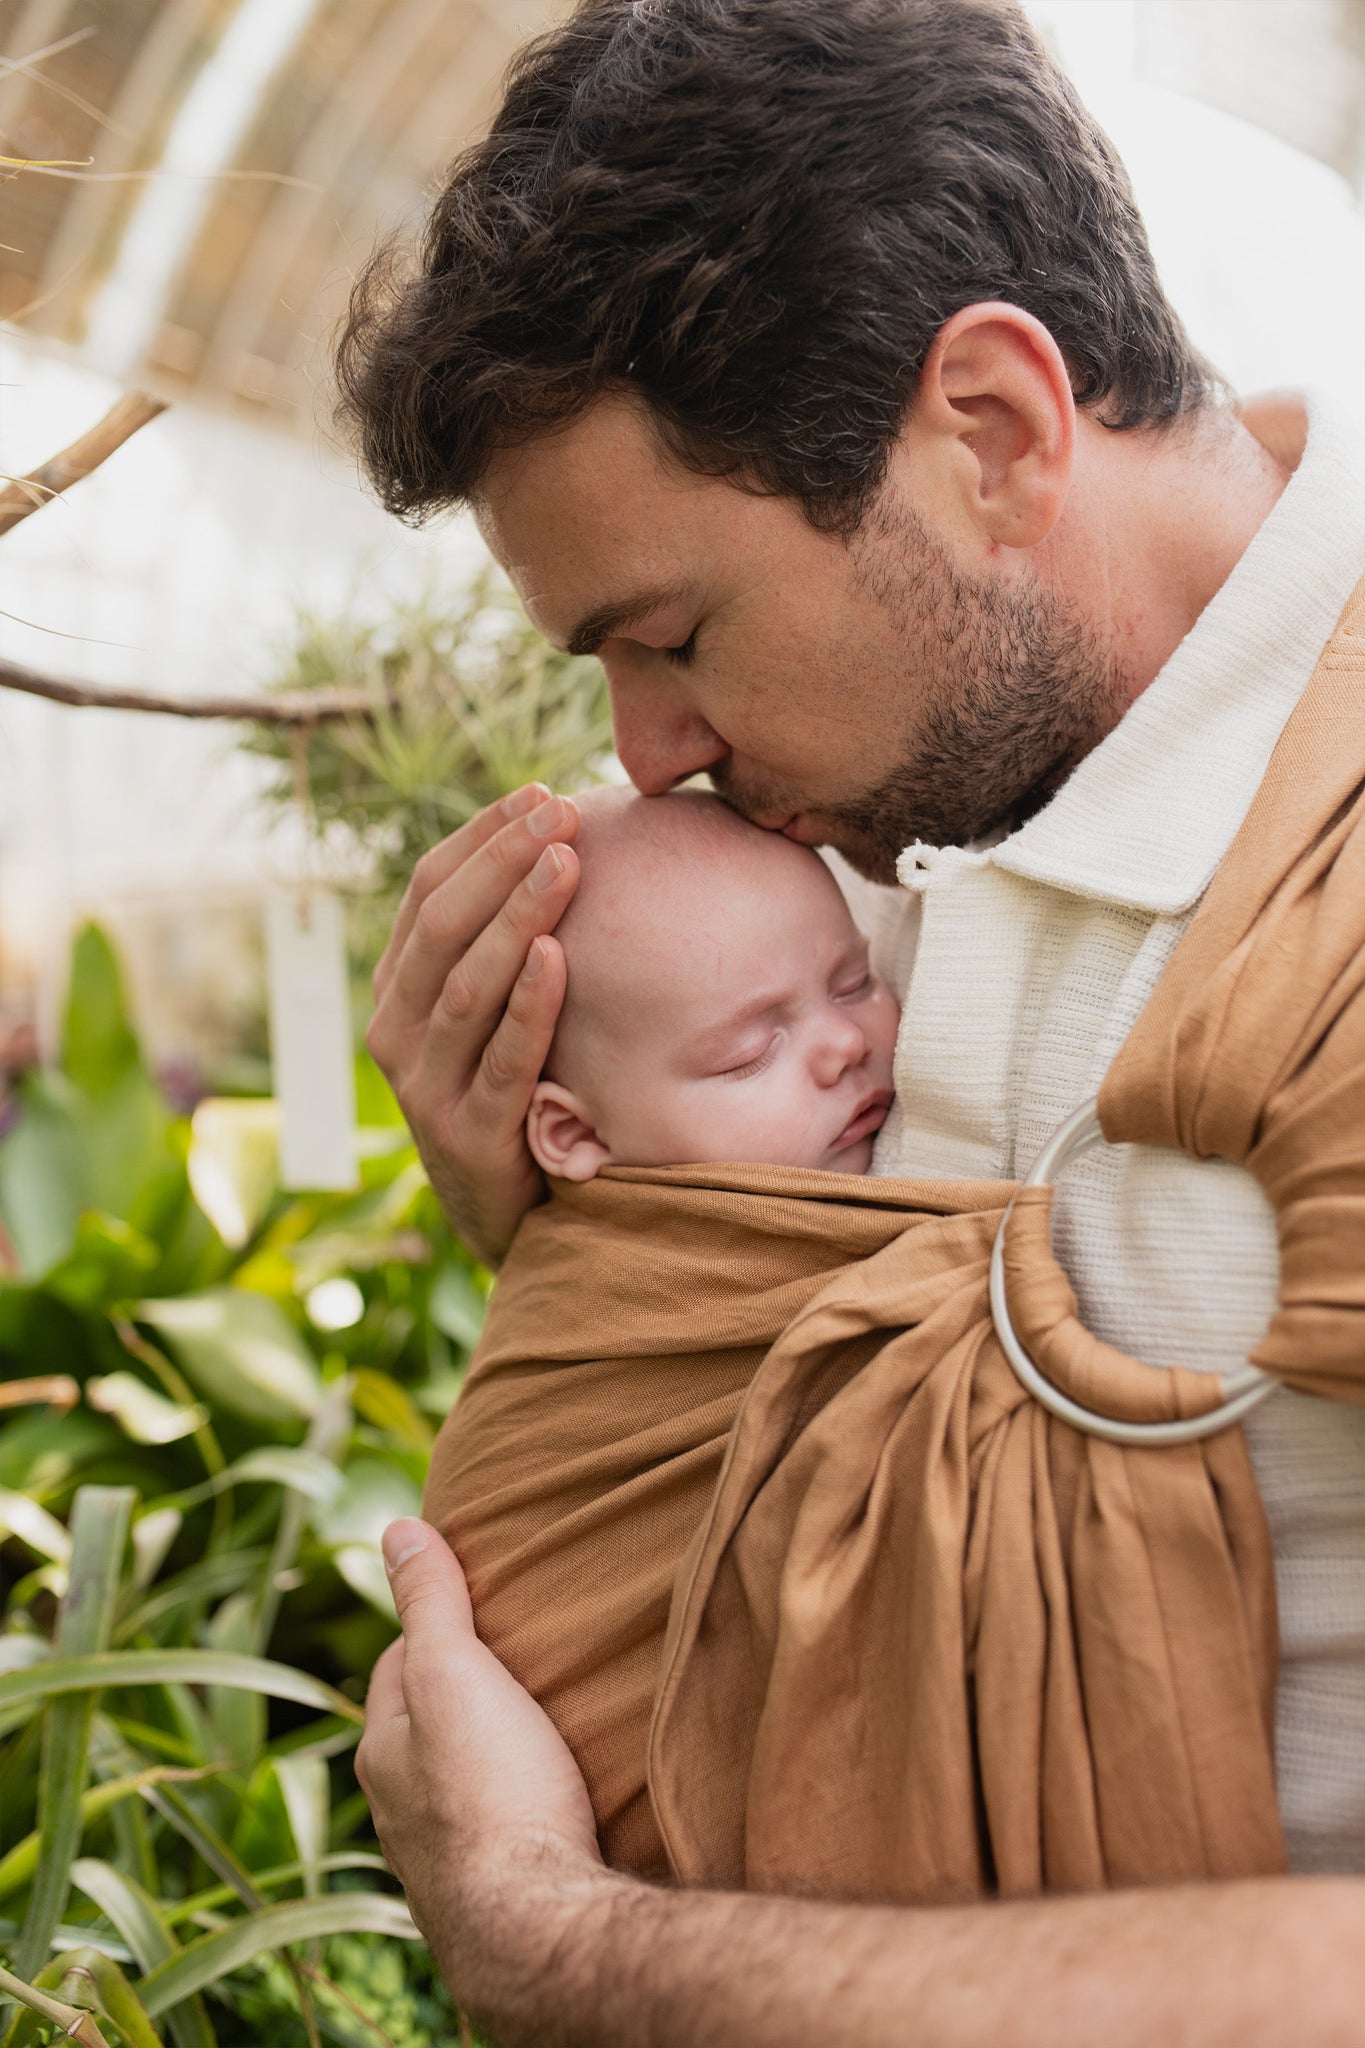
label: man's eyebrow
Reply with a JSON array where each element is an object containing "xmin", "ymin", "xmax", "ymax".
[{"xmin": 565, "ymin": 584, "xmax": 691, "ymax": 658}]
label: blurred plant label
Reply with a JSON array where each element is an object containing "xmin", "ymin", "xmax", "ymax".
[{"xmin": 265, "ymin": 891, "xmax": 358, "ymax": 1190}]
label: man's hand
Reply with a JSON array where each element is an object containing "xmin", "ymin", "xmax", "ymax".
[
  {"xmin": 361, "ymin": 1523, "xmax": 1365, "ymax": 2048},
  {"xmin": 358, "ymin": 1521, "xmax": 605, "ymax": 2010},
  {"xmin": 366, "ymin": 785, "xmax": 581, "ymax": 1266}
]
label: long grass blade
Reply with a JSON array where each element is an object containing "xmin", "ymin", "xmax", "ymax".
[
  {"xmin": 0, "ymin": 1649, "xmax": 363, "ymax": 1735},
  {"xmin": 69, "ymin": 1863, "xmax": 215, "ymax": 2048},
  {"xmin": 114, "ymin": 1547, "xmax": 271, "ymax": 1643},
  {"xmin": 137, "ymin": 1894, "xmax": 418, "ymax": 2015},
  {"xmin": 69, "ymin": 1861, "xmax": 174, "ymax": 1965},
  {"xmin": 10, "ymin": 1487, "xmax": 134, "ymax": 1983},
  {"xmin": 164, "ymin": 1852, "xmax": 388, "ymax": 1927},
  {"xmin": 134, "ymin": 1781, "xmax": 266, "ymax": 1910},
  {"xmin": 274, "ymin": 1756, "xmax": 329, "ymax": 1897},
  {"xmin": 0, "ymin": 1766, "xmax": 222, "ymax": 1902}
]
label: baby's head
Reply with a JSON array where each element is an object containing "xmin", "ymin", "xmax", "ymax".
[{"xmin": 527, "ymin": 788, "xmax": 899, "ymax": 1181}]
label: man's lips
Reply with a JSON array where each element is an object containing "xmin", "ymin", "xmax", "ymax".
[{"xmin": 832, "ymin": 1089, "xmax": 894, "ymax": 1151}]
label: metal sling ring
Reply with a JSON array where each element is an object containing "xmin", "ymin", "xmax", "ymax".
[{"xmin": 988, "ymin": 1098, "xmax": 1278, "ymax": 1447}]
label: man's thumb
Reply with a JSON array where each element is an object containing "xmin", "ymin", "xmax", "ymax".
[{"xmin": 381, "ymin": 1518, "xmax": 474, "ymax": 1633}]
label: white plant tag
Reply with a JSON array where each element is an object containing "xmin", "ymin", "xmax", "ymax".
[{"xmin": 265, "ymin": 890, "xmax": 358, "ymax": 1191}]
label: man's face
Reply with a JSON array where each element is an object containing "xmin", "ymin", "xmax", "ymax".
[{"xmin": 475, "ymin": 395, "xmax": 1121, "ymax": 882}]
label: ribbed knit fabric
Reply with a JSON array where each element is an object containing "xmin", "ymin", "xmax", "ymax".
[{"xmin": 869, "ymin": 393, "xmax": 1365, "ymax": 1874}]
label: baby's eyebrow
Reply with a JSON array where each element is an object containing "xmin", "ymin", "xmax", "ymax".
[{"xmin": 565, "ymin": 582, "xmax": 693, "ymax": 658}]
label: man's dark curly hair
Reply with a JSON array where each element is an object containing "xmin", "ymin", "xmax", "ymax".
[{"xmin": 336, "ymin": 0, "xmax": 1217, "ymax": 536}]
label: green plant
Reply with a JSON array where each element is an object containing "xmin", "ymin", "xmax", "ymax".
[
  {"xmin": 0, "ymin": 925, "xmax": 490, "ymax": 2044},
  {"xmin": 246, "ymin": 574, "xmax": 613, "ymax": 966}
]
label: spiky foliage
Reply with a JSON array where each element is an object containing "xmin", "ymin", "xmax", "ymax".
[{"xmin": 246, "ymin": 576, "xmax": 613, "ymax": 965}]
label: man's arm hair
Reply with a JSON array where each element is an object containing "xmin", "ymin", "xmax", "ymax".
[{"xmin": 454, "ymin": 1858, "xmax": 1365, "ymax": 2048}]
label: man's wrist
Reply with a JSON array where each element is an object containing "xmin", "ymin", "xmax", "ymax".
[{"xmin": 442, "ymin": 1838, "xmax": 632, "ymax": 2048}]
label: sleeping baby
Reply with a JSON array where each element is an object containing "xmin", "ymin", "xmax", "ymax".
[
  {"xmin": 522, "ymin": 784, "xmax": 900, "ymax": 1184},
  {"xmin": 423, "ymin": 785, "xmax": 913, "ymax": 1874}
]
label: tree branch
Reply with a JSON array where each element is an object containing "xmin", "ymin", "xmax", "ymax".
[
  {"xmin": 0, "ymin": 654, "xmax": 391, "ymax": 725},
  {"xmin": 0, "ymin": 391, "xmax": 167, "ymax": 537}
]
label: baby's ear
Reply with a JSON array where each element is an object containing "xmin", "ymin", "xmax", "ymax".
[{"xmin": 526, "ymin": 1080, "xmax": 612, "ymax": 1183}]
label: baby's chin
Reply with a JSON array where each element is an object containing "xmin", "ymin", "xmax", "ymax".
[{"xmin": 820, "ymin": 1134, "xmax": 876, "ymax": 1176}]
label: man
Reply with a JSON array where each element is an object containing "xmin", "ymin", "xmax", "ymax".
[{"xmin": 347, "ymin": 0, "xmax": 1365, "ymax": 2039}]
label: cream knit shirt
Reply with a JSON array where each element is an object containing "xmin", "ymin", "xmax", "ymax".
[{"xmin": 862, "ymin": 395, "xmax": 1365, "ymax": 1874}]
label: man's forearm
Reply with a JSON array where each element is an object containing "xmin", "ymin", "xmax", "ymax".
[{"xmin": 451, "ymin": 1858, "xmax": 1365, "ymax": 2048}]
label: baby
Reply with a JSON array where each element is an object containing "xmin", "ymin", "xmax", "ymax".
[
  {"xmin": 524, "ymin": 784, "xmax": 900, "ymax": 1181},
  {"xmin": 425, "ymin": 786, "xmax": 905, "ymax": 1875}
]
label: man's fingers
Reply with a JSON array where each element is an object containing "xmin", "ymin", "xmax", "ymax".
[
  {"xmin": 373, "ymin": 782, "xmax": 549, "ymax": 1001},
  {"xmin": 460, "ymin": 931, "xmax": 568, "ymax": 1139},
  {"xmin": 383, "ymin": 1518, "xmax": 475, "ymax": 1633},
  {"xmin": 383, "ymin": 795, "xmax": 581, "ymax": 1029}
]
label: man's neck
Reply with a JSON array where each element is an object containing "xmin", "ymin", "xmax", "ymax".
[{"xmin": 1061, "ymin": 399, "xmax": 1299, "ymax": 713}]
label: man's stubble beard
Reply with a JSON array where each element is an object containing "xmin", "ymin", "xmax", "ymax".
[{"xmin": 713, "ymin": 501, "xmax": 1131, "ymax": 886}]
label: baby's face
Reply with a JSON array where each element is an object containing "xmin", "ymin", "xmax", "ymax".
[{"xmin": 528, "ymin": 792, "xmax": 900, "ymax": 1179}]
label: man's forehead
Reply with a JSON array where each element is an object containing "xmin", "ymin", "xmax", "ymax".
[
  {"xmin": 475, "ymin": 395, "xmax": 699, "ymax": 544},
  {"xmin": 472, "ymin": 399, "xmax": 733, "ymax": 635}
]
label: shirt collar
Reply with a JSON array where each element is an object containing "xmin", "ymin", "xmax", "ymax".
[{"xmin": 899, "ymin": 392, "xmax": 1365, "ymax": 916}]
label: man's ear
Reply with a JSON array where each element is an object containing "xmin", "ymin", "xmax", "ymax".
[
  {"xmin": 526, "ymin": 1080, "xmax": 612, "ymax": 1183},
  {"xmin": 902, "ymin": 301, "xmax": 1076, "ymax": 551}
]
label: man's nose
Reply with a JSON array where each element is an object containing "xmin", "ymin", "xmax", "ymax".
[
  {"xmin": 604, "ymin": 649, "xmax": 729, "ymax": 797},
  {"xmin": 811, "ymin": 1013, "xmax": 870, "ymax": 1087}
]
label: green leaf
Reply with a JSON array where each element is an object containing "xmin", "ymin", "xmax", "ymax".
[
  {"xmin": 135, "ymin": 1289, "xmax": 323, "ymax": 1423},
  {"xmin": 274, "ymin": 1756, "xmax": 329, "ymax": 1895},
  {"xmin": 0, "ymin": 1650, "xmax": 362, "ymax": 1738},
  {"xmin": 73, "ymin": 1071, "xmax": 172, "ymax": 1239},
  {"xmin": 129, "ymin": 1509, "xmax": 183, "ymax": 1592},
  {"xmin": 349, "ymin": 1371, "xmax": 433, "ymax": 1452},
  {"xmin": 0, "ymin": 1634, "xmax": 51, "ymax": 1677},
  {"xmin": 0, "ymin": 1767, "xmax": 226, "ymax": 1904},
  {"xmin": 44, "ymin": 1214, "xmax": 162, "ymax": 1310},
  {"xmin": 2, "ymin": 1947, "xmax": 130, "ymax": 2048},
  {"xmin": 61, "ymin": 925, "xmax": 142, "ymax": 1097},
  {"xmin": 137, "ymin": 1894, "xmax": 418, "ymax": 2015},
  {"xmin": 171, "ymin": 1447, "xmax": 345, "ymax": 1511},
  {"xmin": 426, "ymin": 1263, "xmax": 488, "ymax": 1350},
  {"xmin": 69, "ymin": 1860, "xmax": 175, "ymax": 1970},
  {"xmin": 11, "ymin": 1487, "xmax": 135, "ymax": 1983},
  {"xmin": 311, "ymin": 1457, "xmax": 418, "ymax": 1618},
  {"xmin": 312, "ymin": 1459, "xmax": 420, "ymax": 1552},
  {"xmin": 0, "ymin": 1489, "xmax": 72, "ymax": 1564},
  {"xmin": 186, "ymin": 1099, "xmax": 280, "ymax": 1251},
  {"xmin": 206, "ymin": 1594, "xmax": 265, "ymax": 1761},
  {"xmin": 69, "ymin": 1862, "xmax": 216, "ymax": 2048},
  {"xmin": 163, "ymin": 1854, "xmax": 387, "ymax": 1927},
  {"xmin": 0, "ymin": 1073, "xmax": 84, "ymax": 1277},
  {"xmin": 87, "ymin": 1373, "xmax": 208, "ymax": 1446}
]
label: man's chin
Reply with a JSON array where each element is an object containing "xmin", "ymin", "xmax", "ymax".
[{"xmin": 814, "ymin": 826, "xmax": 903, "ymax": 888}]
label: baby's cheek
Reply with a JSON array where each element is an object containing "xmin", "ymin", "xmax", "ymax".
[{"xmin": 758, "ymin": 1078, "xmax": 839, "ymax": 1170}]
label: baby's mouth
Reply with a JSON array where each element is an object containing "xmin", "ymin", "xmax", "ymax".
[{"xmin": 832, "ymin": 1089, "xmax": 894, "ymax": 1152}]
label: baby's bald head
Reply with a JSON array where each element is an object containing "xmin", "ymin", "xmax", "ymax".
[
  {"xmin": 527, "ymin": 785, "xmax": 899, "ymax": 1180},
  {"xmin": 545, "ymin": 786, "xmax": 787, "ymax": 1087}
]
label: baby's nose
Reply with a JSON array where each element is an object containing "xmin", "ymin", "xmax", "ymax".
[{"xmin": 813, "ymin": 1015, "xmax": 869, "ymax": 1084}]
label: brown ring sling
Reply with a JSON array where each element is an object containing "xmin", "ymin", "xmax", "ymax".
[{"xmin": 424, "ymin": 578, "xmax": 1365, "ymax": 1902}]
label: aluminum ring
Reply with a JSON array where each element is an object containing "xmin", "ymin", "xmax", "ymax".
[{"xmin": 989, "ymin": 1098, "xmax": 1277, "ymax": 1446}]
